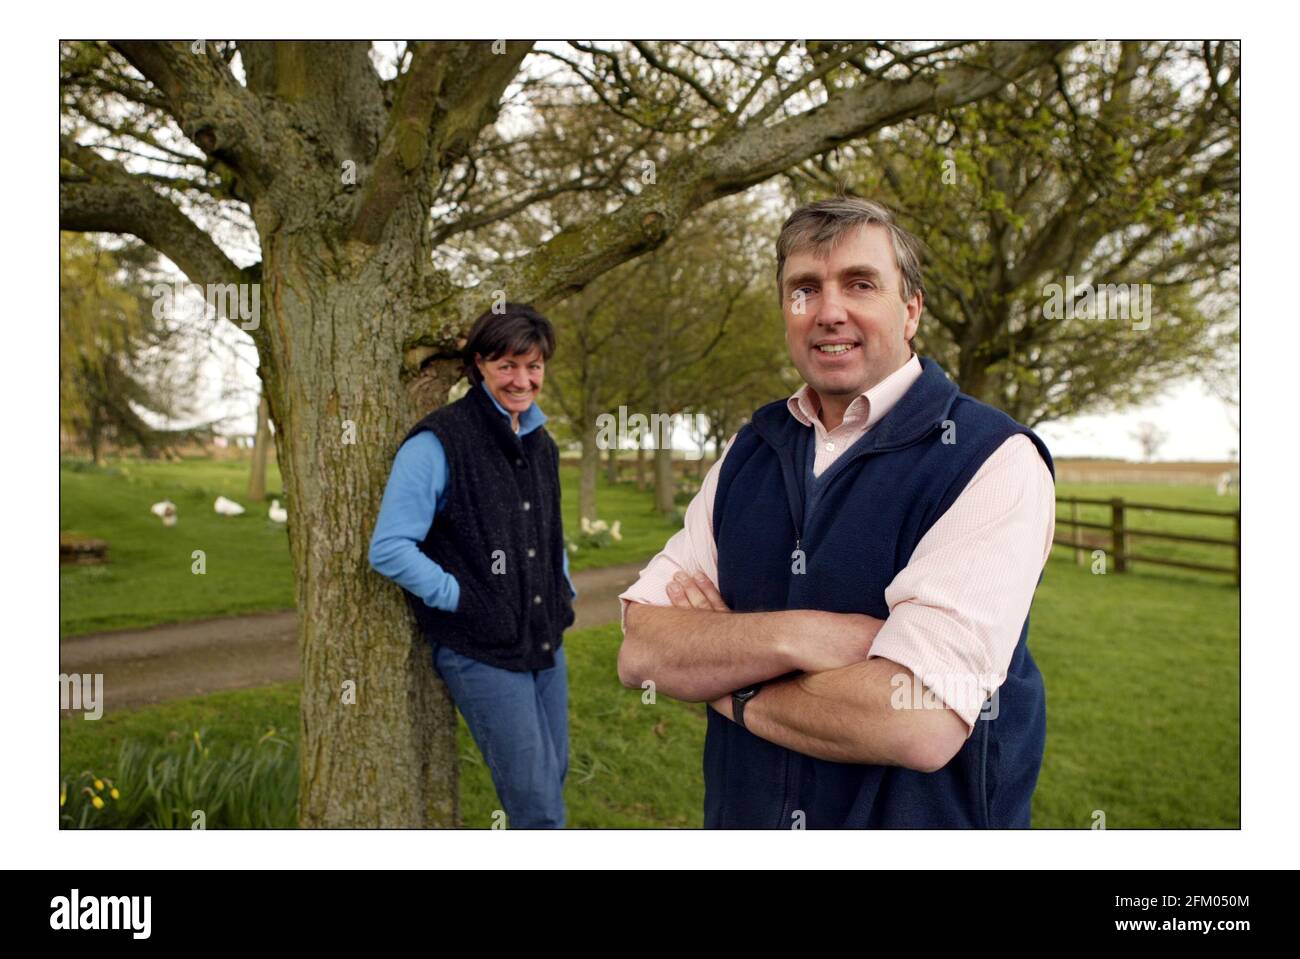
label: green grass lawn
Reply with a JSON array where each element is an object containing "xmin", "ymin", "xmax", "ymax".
[
  {"xmin": 60, "ymin": 551, "xmax": 1239, "ymax": 828},
  {"xmin": 558, "ymin": 463, "xmax": 684, "ymax": 573},
  {"xmin": 1030, "ymin": 557, "xmax": 1239, "ymax": 828},
  {"xmin": 59, "ymin": 455, "xmax": 683, "ymax": 636},
  {"xmin": 60, "ymin": 458, "xmax": 296, "ymax": 636}
]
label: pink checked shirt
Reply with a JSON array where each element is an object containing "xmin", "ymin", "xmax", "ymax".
[{"xmin": 618, "ymin": 354, "xmax": 1056, "ymax": 732}]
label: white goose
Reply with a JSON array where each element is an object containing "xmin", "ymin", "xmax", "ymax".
[
  {"xmin": 149, "ymin": 500, "xmax": 178, "ymax": 527},
  {"xmin": 213, "ymin": 495, "xmax": 246, "ymax": 516},
  {"xmin": 268, "ymin": 499, "xmax": 288, "ymax": 524}
]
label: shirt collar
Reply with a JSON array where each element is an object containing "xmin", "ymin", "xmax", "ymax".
[
  {"xmin": 787, "ymin": 353, "xmax": 923, "ymax": 433},
  {"xmin": 479, "ymin": 381, "xmax": 547, "ymax": 436}
]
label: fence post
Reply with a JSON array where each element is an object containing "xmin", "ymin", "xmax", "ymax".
[
  {"xmin": 1234, "ymin": 510, "xmax": 1240, "ymax": 587},
  {"xmin": 1111, "ymin": 497, "xmax": 1127, "ymax": 573}
]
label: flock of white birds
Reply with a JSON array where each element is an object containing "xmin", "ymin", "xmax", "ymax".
[{"xmin": 148, "ymin": 496, "xmax": 287, "ymax": 526}]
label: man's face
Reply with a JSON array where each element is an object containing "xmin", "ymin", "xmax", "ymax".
[
  {"xmin": 476, "ymin": 346, "xmax": 545, "ymax": 417},
  {"xmin": 780, "ymin": 224, "xmax": 922, "ymax": 401}
]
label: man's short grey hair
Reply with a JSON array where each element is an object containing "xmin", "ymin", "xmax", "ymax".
[{"xmin": 775, "ymin": 197, "xmax": 926, "ymax": 303}]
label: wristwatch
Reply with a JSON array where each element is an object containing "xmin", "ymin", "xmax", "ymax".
[{"xmin": 732, "ymin": 684, "xmax": 763, "ymax": 730}]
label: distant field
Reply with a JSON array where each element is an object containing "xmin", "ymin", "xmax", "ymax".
[{"xmin": 1055, "ymin": 458, "xmax": 1238, "ymax": 486}]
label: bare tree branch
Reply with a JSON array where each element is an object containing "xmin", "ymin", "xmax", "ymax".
[
  {"xmin": 60, "ymin": 136, "xmax": 262, "ymax": 346},
  {"xmin": 111, "ymin": 40, "xmax": 279, "ymax": 194},
  {"xmin": 631, "ymin": 41, "xmax": 729, "ymax": 114},
  {"xmin": 445, "ymin": 41, "xmax": 1073, "ymax": 333}
]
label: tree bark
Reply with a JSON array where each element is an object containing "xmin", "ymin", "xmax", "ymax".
[
  {"xmin": 635, "ymin": 444, "xmax": 647, "ymax": 491},
  {"xmin": 258, "ymin": 207, "xmax": 461, "ymax": 828},
  {"xmin": 606, "ymin": 445, "xmax": 619, "ymax": 485}
]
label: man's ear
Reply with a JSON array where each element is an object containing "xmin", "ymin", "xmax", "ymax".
[{"xmin": 903, "ymin": 291, "xmax": 923, "ymax": 342}]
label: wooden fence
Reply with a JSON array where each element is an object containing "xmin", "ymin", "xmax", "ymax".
[{"xmin": 1054, "ymin": 496, "xmax": 1240, "ymax": 585}]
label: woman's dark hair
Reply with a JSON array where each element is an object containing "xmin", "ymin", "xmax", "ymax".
[{"xmin": 462, "ymin": 303, "xmax": 557, "ymax": 386}]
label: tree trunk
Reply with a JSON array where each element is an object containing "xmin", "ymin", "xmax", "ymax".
[
  {"xmin": 579, "ymin": 430, "xmax": 599, "ymax": 526},
  {"xmin": 88, "ymin": 412, "xmax": 102, "ymax": 466},
  {"xmin": 259, "ymin": 210, "xmax": 460, "ymax": 828},
  {"xmin": 654, "ymin": 445, "xmax": 675, "ymax": 515},
  {"xmin": 635, "ymin": 444, "xmax": 647, "ymax": 491},
  {"xmin": 652, "ymin": 376, "xmax": 675, "ymax": 514},
  {"xmin": 956, "ymin": 335, "xmax": 999, "ymax": 408},
  {"xmin": 959, "ymin": 361, "xmax": 991, "ymax": 404},
  {"xmin": 247, "ymin": 393, "xmax": 271, "ymax": 501},
  {"xmin": 606, "ymin": 445, "xmax": 619, "ymax": 485}
]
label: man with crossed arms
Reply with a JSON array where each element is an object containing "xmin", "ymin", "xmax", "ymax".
[{"xmin": 617, "ymin": 197, "xmax": 1056, "ymax": 828}]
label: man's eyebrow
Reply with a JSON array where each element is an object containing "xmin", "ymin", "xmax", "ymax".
[
  {"xmin": 838, "ymin": 264, "xmax": 885, "ymax": 283},
  {"xmin": 783, "ymin": 269, "xmax": 821, "ymax": 292},
  {"xmin": 784, "ymin": 263, "xmax": 886, "ymax": 291}
]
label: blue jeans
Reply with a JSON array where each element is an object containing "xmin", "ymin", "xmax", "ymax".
[{"xmin": 431, "ymin": 642, "xmax": 568, "ymax": 828}]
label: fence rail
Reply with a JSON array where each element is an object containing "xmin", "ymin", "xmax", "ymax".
[{"xmin": 1054, "ymin": 496, "xmax": 1240, "ymax": 584}]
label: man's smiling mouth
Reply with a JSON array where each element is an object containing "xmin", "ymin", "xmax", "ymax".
[{"xmin": 814, "ymin": 342, "xmax": 859, "ymax": 355}]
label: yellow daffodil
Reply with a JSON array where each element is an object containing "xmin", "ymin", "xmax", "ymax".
[{"xmin": 91, "ymin": 796, "xmax": 104, "ymax": 810}]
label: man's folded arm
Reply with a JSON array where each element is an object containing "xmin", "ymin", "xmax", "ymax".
[
  {"xmin": 709, "ymin": 657, "xmax": 969, "ymax": 772},
  {"xmin": 619, "ymin": 600, "xmax": 881, "ymax": 703}
]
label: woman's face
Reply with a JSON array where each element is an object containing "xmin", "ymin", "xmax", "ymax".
[{"xmin": 476, "ymin": 347, "xmax": 545, "ymax": 418}]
